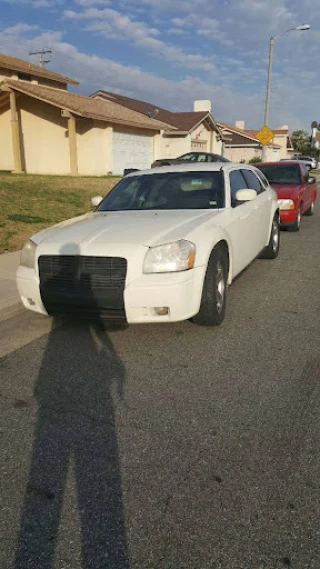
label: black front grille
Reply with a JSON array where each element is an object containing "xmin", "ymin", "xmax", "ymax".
[{"xmin": 39, "ymin": 255, "xmax": 127, "ymax": 319}]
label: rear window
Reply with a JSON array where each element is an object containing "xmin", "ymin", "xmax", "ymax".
[
  {"xmin": 97, "ymin": 171, "xmax": 225, "ymax": 211},
  {"xmin": 256, "ymin": 164, "xmax": 301, "ymax": 185}
]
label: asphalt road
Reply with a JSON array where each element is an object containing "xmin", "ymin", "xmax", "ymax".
[{"xmin": 0, "ymin": 211, "xmax": 320, "ymax": 569}]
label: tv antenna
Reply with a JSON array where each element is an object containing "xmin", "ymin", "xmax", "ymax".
[
  {"xmin": 147, "ymin": 109, "xmax": 159, "ymax": 119},
  {"xmin": 29, "ymin": 49, "xmax": 52, "ymax": 68}
]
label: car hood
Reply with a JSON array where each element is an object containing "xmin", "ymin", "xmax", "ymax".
[
  {"xmin": 32, "ymin": 209, "xmax": 220, "ymax": 250},
  {"xmin": 268, "ymin": 183, "xmax": 299, "ymax": 199}
]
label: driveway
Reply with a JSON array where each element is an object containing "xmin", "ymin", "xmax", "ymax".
[{"xmin": 0, "ymin": 212, "xmax": 320, "ymax": 569}]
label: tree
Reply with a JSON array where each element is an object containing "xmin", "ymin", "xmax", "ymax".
[
  {"xmin": 311, "ymin": 121, "xmax": 318, "ymax": 129},
  {"xmin": 291, "ymin": 129, "xmax": 311, "ymax": 154}
]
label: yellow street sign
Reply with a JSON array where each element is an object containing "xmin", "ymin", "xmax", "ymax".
[{"xmin": 256, "ymin": 125, "xmax": 274, "ymax": 146}]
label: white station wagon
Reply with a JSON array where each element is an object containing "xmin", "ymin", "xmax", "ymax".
[{"xmin": 17, "ymin": 163, "xmax": 280, "ymax": 326}]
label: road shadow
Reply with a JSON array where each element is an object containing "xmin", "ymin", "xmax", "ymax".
[{"xmin": 14, "ymin": 245, "xmax": 130, "ymax": 569}]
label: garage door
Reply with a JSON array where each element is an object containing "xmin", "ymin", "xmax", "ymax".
[{"xmin": 112, "ymin": 131, "xmax": 153, "ymax": 175}]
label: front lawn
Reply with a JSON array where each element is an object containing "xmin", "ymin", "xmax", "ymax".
[{"xmin": 0, "ymin": 174, "xmax": 120, "ymax": 254}]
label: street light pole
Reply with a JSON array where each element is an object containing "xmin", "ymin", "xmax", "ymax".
[{"xmin": 261, "ymin": 24, "xmax": 310, "ymax": 162}]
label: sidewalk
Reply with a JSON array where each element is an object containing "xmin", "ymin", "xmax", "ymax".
[{"xmin": 0, "ymin": 251, "xmax": 24, "ymax": 321}]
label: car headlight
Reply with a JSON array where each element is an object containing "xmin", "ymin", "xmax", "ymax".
[
  {"xmin": 20, "ymin": 239, "xmax": 37, "ymax": 269},
  {"xmin": 143, "ymin": 240, "xmax": 196, "ymax": 274},
  {"xmin": 278, "ymin": 199, "xmax": 295, "ymax": 210}
]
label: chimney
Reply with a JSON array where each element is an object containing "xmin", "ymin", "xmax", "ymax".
[
  {"xmin": 194, "ymin": 100, "xmax": 212, "ymax": 113},
  {"xmin": 235, "ymin": 120, "xmax": 245, "ymax": 130}
]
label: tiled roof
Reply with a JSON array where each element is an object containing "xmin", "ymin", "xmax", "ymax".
[
  {"xmin": 91, "ymin": 90, "xmax": 219, "ymax": 133},
  {"xmin": 168, "ymin": 111, "xmax": 210, "ymax": 131},
  {"xmin": 1, "ymin": 80, "xmax": 169, "ymax": 131},
  {"xmin": 0, "ymin": 52, "xmax": 78, "ymax": 85},
  {"xmin": 218, "ymin": 121, "xmax": 259, "ymax": 142}
]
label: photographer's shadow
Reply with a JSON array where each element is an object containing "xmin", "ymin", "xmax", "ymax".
[{"xmin": 15, "ymin": 245, "xmax": 130, "ymax": 569}]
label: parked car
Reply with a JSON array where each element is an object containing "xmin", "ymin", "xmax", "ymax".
[
  {"xmin": 152, "ymin": 151, "xmax": 230, "ymax": 168},
  {"xmin": 17, "ymin": 163, "xmax": 280, "ymax": 327},
  {"xmin": 255, "ymin": 161, "xmax": 317, "ymax": 231},
  {"xmin": 281, "ymin": 156, "xmax": 318, "ymax": 170}
]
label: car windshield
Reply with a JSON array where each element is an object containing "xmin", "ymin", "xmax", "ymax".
[
  {"xmin": 256, "ymin": 164, "xmax": 301, "ymax": 185},
  {"xmin": 97, "ymin": 171, "xmax": 225, "ymax": 211}
]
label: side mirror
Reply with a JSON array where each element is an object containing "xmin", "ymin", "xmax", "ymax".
[
  {"xmin": 235, "ymin": 189, "xmax": 257, "ymax": 202},
  {"xmin": 91, "ymin": 195, "xmax": 103, "ymax": 208},
  {"xmin": 308, "ymin": 176, "xmax": 316, "ymax": 185}
]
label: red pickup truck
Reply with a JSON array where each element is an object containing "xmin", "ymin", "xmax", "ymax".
[{"xmin": 255, "ymin": 161, "xmax": 317, "ymax": 231}]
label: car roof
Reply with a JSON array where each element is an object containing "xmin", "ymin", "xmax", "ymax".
[{"xmin": 126, "ymin": 162, "xmax": 254, "ymax": 177}]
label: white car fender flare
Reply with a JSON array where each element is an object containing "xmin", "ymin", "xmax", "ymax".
[{"xmin": 196, "ymin": 230, "xmax": 233, "ymax": 286}]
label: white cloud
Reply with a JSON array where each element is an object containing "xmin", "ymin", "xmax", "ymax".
[
  {"xmin": 171, "ymin": 15, "xmax": 231, "ymax": 46},
  {"xmin": 64, "ymin": 7, "xmax": 217, "ymax": 71},
  {"xmin": 0, "ymin": 24, "xmax": 305, "ymax": 130},
  {"xmin": 0, "ymin": 0, "xmax": 318, "ymax": 132},
  {"xmin": 2, "ymin": 23, "xmax": 39, "ymax": 35}
]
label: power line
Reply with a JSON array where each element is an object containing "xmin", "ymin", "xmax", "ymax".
[{"xmin": 29, "ymin": 49, "xmax": 52, "ymax": 68}]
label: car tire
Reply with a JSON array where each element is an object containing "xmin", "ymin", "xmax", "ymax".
[
  {"xmin": 259, "ymin": 215, "xmax": 280, "ymax": 259},
  {"xmin": 304, "ymin": 201, "xmax": 315, "ymax": 216},
  {"xmin": 288, "ymin": 205, "xmax": 302, "ymax": 232},
  {"xmin": 192, "ymin": 245, "xmax": 228, "ymax": 326}
]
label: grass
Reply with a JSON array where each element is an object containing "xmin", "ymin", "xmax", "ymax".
[{"xmin": 0, "ymin": 173, "xmax": 120, "ymax": 254}]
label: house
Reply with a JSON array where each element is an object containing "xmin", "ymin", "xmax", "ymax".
[
  {"xmin": 0, "ymin": 53, "xmax": 173, "ymax": 176},
  {"xmin": 218, "ymin": 121, "xmax": 294, "ymax": 162},
  {"xmin": 0, "ymin": 52, "xmax": 224, "ymax": 176},
  {"xmin": 312, "ymin": 131, "xmax": 320, "ymax": 149},
  {"xmin": 91, "ymin": 92, "xmax": 224, "ymax": 170}
]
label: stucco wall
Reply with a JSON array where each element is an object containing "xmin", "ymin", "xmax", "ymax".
[
  {"xmin": 272, "ymin": 134, "xmax": 288, "ymax": 159},
  {"xmin": 154, "ymin": 133, "xmax": 190, "ymax": 160},
  {"xmin": 19, "ymin": 96, "xmax": 70, "ymax": 175},
  {"xmin": 153, "ymin": 124, "xmax": 222, "ymax": 160},
  {"xmin": 0, "ymin": 68, "xmax": 67, "ymax": 90},
  {"xmin": 224, "ymin": 145, "xmax": 280, "ymax": 163},
  {"xmin": 77, "ymin": 119, "xmax": 109, "ymax": 176},
  {"xmin": 0, "ymin": 105, "xmax": 14, "ymax": 171},
  {"xmin": 191, "ymin": 123, "xmax": 210, "ymax": 151},
  {"xmin": 224, "ymin": 146, "xmax": 261, "ymax": 162}
]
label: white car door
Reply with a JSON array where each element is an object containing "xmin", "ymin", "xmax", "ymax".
[
  {"xmin": 241, "ymin": 168, "xmax": 273, "ymax": 250},
  {"xmin": 225, "ymin": 169, "xmax": 262, "ymax": 277}
]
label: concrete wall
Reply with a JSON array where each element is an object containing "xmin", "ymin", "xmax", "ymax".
[
  {"xmin": 19, "ymin": 96, "xmax": 70, "ymax": 175},
  {"xmin": 0, "ymin": 105, "xmax": 14, "ymax": 171}
]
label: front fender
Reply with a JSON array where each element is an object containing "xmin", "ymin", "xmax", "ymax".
[{"xmin": 192, "ymin": 226, "xmax": 234, "ymax": 285}]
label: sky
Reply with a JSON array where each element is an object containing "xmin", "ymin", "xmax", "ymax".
[{"xmin": 0, "ymin": 0, "xmax": 318, "ymax": 131}]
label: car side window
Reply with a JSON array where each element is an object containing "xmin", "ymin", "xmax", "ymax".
[
  {"xmin": 241, "ymin": 169, "xmax": 264, "ymax": 194},
  {"xmin": 196, "ymin": 154, "xmax": 207, "ymax": 162},
  {"xmin": 255, "ymin": 169, "xmax": 269, "ymax": 190},
  {"xmin": 229, "ymin": 170, "xmax": 249, "ymax": 207}
]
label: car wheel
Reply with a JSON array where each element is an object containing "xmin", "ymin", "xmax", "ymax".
[
  {"xmin": 192, "ymin": 245, "xmax": 228, "ymax": 326},
  {"xmin": 288, "ymin": 205, "xmax": 302, "ymax": 232},
  {"xmin": 304, "ymin": 201, "xmax": 315, "ymax": 216},
  {"xmin": 259, "ymin": 215, "xmax": 280, "ymax": 259}
]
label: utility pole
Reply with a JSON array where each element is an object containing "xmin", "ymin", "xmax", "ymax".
[{"xmin": 29, "ymin": 49, "xmax": 52, "ymax": 68}]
